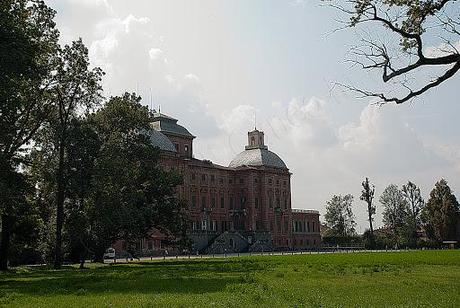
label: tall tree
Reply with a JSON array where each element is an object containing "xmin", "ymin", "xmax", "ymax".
[
  {"xmin": 48, "ymin": 39, "xmax": 103, "ymax": 268},
  {"xmin": 401, "ymin": 181, "xmax": 424, "ymax": 246},
  {"xmin": 87, "ymin": 93, "xmax": 186, "ymax": 262},
  {"xmin": 330, "ymin": 0, "xmax": 459, "ymax": 104},
  {"xmin": 324, "ymin": 194, "xmax": 356, "ymax": 237},
  {"xmin": 380, "ymin": 184, "xmax": 410, "ymax": 246},
  {"xmin": 360, "ymin": 177, "xmax": 376, "ymax": 247},
  {"xmin": 0, "ymin": 0, "xmax": 58, "ymax": 270},
  {"xmin": 422, "ymin": 179, "xmax": 459, "ymax": 242}
]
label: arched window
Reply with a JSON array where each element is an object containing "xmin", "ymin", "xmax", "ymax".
[{"xmin": 251, "ymin": 136, "xmax": 255, "ymax": 146}]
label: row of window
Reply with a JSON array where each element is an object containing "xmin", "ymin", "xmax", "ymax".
[
  {"xmin": 190, "ymin": 220, "xmax": 291, "ymax": 233},
  {"xmin": 189, "ymin": 195, "xmax": 289, "ymax": 210},
  {"xmin": 292, "ymin": 220, "xmax": 318, "ymax": 233},
  {"xmin": 189, "ymin": 173, "xmax": 288, "ymax": 187}
]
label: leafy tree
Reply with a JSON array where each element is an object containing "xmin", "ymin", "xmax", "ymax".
[
  {"xmin": 360, "ymin": 177, "xmax": 376, "ymax": 247},
  {"xmin": 87, "ymin": 93, "xmax": 187, "ymax": 262},
  {"xmin": 422, "ymin": 179, "xmax": 459, "ymax": 242},
  {"xmin": 401, "ymin": 181, "xmax": 424, "ymax": 246},
  {"xmin": 324, "ymin": 194, "xmax": 356, "ymax": 237},
  {"xmin": 380, "ymin": 184, "xmax": 410, "ymax": 246},
  {"xmin": 0, "ymin": 0, "xmax": 58, "ymax": 270},
  {"xmin": 48, "ymin": 39, "xmax": 104, "ymax": 268},
  {"xmin": 330, "ymin": 0, "xmax": 459, "ymax": 104}
]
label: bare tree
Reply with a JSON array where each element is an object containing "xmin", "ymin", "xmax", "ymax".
[{"xmin": 329, "ymin": 0, "xmax": 460, "ymax": 104}]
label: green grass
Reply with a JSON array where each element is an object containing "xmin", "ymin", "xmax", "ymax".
[{"xmin": 1, "ymin": 250, "xmax": 459, "ymax": 307}]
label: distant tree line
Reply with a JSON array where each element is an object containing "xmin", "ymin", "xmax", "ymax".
[
  {"xmin": 0, "ymin": 0, "xmax": 187, "ymax": 271},
  {"xmin": 323, "ymin": 178, "xmax": 460, "ymax": 249}
]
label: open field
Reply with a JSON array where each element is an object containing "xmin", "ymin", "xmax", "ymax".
[{"xmin": 1, "ymin": 250, "xmax": 459, "ymax": 307}]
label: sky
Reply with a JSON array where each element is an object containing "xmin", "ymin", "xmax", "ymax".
[{"xmin": 45, "ymin": 0, "xmax": 460, "ymax": 232}]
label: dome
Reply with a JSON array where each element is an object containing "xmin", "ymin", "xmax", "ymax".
[
  {"xmin": 146, "ymin": 129, "xmax": 177, "ymax": 153},
  {"xmin": 229, "ymin": 148, "xmax": 287, "ymax": 169}
]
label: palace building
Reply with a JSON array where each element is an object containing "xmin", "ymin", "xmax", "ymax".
[{"xmin": 115, "ymin": 111, "xmax": 321, "ymax": 254}]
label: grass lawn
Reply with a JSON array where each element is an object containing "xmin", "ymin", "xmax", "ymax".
[{"xmin": 0, "ymin": 250, "xmax": 459, "ymax": 307}]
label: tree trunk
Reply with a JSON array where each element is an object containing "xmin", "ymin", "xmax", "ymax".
[
  {"xmin": 0, "ymin": 214, "xmax": 12, "ymax": 271},
  {"xmin": 367, "ymin": 203, "xmax": 375, "ymax": 248},
  {"xmin": 54, "ymin": 138, "xmax": 66, "ymax": 269}
]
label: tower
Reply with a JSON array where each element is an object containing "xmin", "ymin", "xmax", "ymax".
[{"xmin": 245, "ymin": 129, "xmax": 268, "ymax": 150}]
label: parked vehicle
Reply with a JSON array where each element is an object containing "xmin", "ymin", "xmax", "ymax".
[{"xmin": 103, "ymin": 248, "xmax": 116, "ymax": 259}]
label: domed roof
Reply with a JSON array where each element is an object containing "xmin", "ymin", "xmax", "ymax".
[
  {"xmin": 146, "ymin": 129, "xmax": 177, "ymax": 153},
  {"xmin": 229, "ymin": 148, "xmax": 287, "ymax": 169}
]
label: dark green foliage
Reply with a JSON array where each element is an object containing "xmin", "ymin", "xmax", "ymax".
[
  {"xmin": 324, "ymin": 194, "xmax": 356, "ymax": 237},
  {"xmin": 87, "ymin": 93, "xmax": 187, "ymax": 261},
  {"xmin": 422, "ymin": 179, "xmax": 459, "ymax": 242},
  {"xmin": 0, "ymin": 0, "xmax": 58, "ymax": 270},
  {"xmin": 380, "ymin": 184, "xmax": 410, "ymax": 247}
]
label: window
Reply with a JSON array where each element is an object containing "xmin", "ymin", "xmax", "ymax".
[
  {"xmin": 239, "ymin": 178, "xmax": 244, "ymax": 184},
  {"xmin": 219, "ymin": 178, "xmax": 224, "ymax": 184},
  {"xmin": 220, "ymin": 196, "xmax": 225, "ymax": 208},
  {"xmin": 191, "ymin": 195, "xmax": 196, "ymax": 208},
  {"xmin": 269, "ymin": 197, "xmax": 273, "ymax": 208},
  {"xmin": 201, "ymin": 220, "xmax": 207, "ymax": 230},
  {"xmin": 283, "ymin": 180, "xmax": 287, "ymax": 186},
  {"xmin": 192, "ymin": 221, "xmax": 197, "ymax": 230},
  {"xmin": 211, "ymin": 174, "xmax": 215, "ymax": 183},
  {"xmin": 201, "ymin": 174, "xmax": 206, "ymax": 182},
  {"xmin": 211, "ymin": 196, "xmax": 216, "ymax": 208},
  {"xmin": 284, "ymin": 199, "xmax": 287, "ymax": 209},
  {"xmin": 268, "ymin": 178, "xmax": 272, "ymax": 184},
  {"xmin": 230, "ymin": 196, "xmax": 234, "ymax": 209},
  {"xmin": 276, "ymin": 198, "xmax": 280, "ymax": 208},
  {"xmin": 184, "ymin": 145, "xmax": 189, "ymax": 154},
  {"xmin": 191, "ymin": 173, "xmax": 196, "ymax": 181},
  {"xmin": 255, "ymin": 198, "xmax": 259, "ymax": 209},
  {"xmin": 229, "ymin": 179, "xmax": 233, "ymax": 184},
  {"xmin": 211, "ymin": 221, "xmax": 217, "ymax": 231},
  {"xmin": 201, "ymin": 196, "xmax": 206, "ymax": 208},
  {"xmin": 251, "ymin": 136, "xmax": 255, "ymax": 146},
  {"xmin": 254, "ymin": 178, "xmax": 258, "ymax": 184},
  {"xmin": 307, "ymin": 222, "xmax": 310, "ymax": 233},
  {"xmin": 284, "ymin": 221, "xmax": 288, "ymax": 234},
  {"xmin": 174, "ymin": 143, "xmax": 179, "ymax": 151},
  {"xmin": 276, "ymin": 179, "xmax": 280, "ymax": 186}
]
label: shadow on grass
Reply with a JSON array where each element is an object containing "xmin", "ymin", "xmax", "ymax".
[{"xmin": 0, "ymin": 259, "xmax": 263, "ymax": 298}]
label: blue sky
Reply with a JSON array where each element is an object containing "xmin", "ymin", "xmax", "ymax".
[{"xmin": 46, "ymin": 0, "xmax": 460, "ymax": 231}]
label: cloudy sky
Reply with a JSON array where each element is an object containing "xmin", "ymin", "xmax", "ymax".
[{"xmin": 46, "ymin": 0, "xmax": 460, "ymax": 231}]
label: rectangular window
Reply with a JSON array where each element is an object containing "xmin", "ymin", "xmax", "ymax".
[
  {"xmin": 201, "ymin": 196, "xmax": 206, "ymax": 209},
  {"xmin": 269, "ymin": 197, "xmax": 273, "ymax": 208},
  {"xmin": 211, "ymin": 196, "xmax": 216, "ymax": 208},
  {"xmin": 220, "ymin": 196, "xmax": 225, "ymax": 208},
  {"xmin": 230, "ymin": 196, "xmax": 234, "ymax": 209},
  {"xmin": 201, "ymin": 220, "xmax": 207, "ymax": 231},
  {"xmin": 255, "ymin": 198, "xmax": 259, "ymax": 209},
  {"xmin": 201, "ymin": 174, "xmax": 206, "ymax": 182},
  {"xmin": 284, "ymin": 199, "xmax": 287, "ymax": 209},
  {"xmin": 307, "ymin": 222, "xmax": 310, "ymax": 233},
  {"xmin": 219, "ymin": 178, "xmax": 224, "ymax": 184},
  {"xmin": 184, "ymin": 145, "xmax": 189, "ymax": 154},
  {"xmin": 191, "ymin": 195, "xmax": 196, "ymax": 208},
  {"xmin": 239, "ymin": 178, "xmax": 244, "ymax": 184},
  {"xmin": 191, "ymin": 173, "xmax": 196, "ymax": 181},
  {"xmin": 211, "ymin": 174, "xmax": 215, "ymax": 183}
]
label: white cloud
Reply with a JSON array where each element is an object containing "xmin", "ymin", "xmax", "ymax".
[
  {"xmin": 425, "ymin": 40, "xmax": 460, "ymax": 57},
  {"xmin": 148, "ymin": 48, "xmax": 163, "ymax": 60}
]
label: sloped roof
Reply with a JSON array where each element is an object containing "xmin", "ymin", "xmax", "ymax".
[{"xmin": 151, "ymin": 112, "xmax": 195, "ymax": 138}]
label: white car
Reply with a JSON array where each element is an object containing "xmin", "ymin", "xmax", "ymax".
[{"xmin": 103, "ymin": 248, "xmax": 116, "ymax": 259}]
